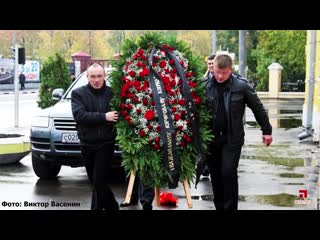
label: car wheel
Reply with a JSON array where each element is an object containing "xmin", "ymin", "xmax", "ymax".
[{"xmin": 32, "ymin": 153, "xmax": 61, "ymax": 179}]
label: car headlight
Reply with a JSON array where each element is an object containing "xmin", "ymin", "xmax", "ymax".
[{"xmin": 31, "ymin": 116, "xmax": 49, "ymax": 128}]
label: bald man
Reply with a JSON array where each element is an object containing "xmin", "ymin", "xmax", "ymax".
[{"xmin": 72, "ymin": 63, "xmax": 119, "ymax": 210}]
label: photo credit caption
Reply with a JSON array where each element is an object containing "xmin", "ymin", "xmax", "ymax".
[{"xmin": 1, "ymin": 201, "xmax": 81, "ymax": 208}]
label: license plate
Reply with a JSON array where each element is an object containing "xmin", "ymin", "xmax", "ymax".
[{"xmin": 62, "ymin": 133, "xmax": 79, "ymax": 143}]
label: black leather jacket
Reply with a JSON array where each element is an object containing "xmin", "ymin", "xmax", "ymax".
[
  {"xmin": 203, "ymin": 74, "xmax": 272, "ymax": 145},
  {"xmin": 71, "ymin": 82, "xmax": 115, "ymax": 145}
]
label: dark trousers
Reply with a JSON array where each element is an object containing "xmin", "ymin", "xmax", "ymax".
[
  {"xmin": 207, "ymin": 137, "xmax": 242, "ymax": 211},
  {"xmin": 81, "ymin": 142, "xmax": 119, "ymax": 210},
  {"xmin": 129, "ymin": 176, "xmax": 155, "ymax": 205}
]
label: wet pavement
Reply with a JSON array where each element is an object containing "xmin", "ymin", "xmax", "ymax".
[{"xmin": 0, "ymin": 96, "xmax": 319, "ymax": 210}]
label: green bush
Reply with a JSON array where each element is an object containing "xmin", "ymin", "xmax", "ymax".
[{"xmin": 38, "ymin": 53, "xmax": 71, "ymax": 109}]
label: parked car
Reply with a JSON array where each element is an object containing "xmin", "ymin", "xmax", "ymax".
[{"xmin": 30, "ymin": 69, "xmax": 122, "ymax": 179}]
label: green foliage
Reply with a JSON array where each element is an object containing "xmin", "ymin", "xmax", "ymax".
[
  {"xmin": 252, "ymin": 30, "xmax": 306, "ymax": 91},
  {"xmin": 37, "ymin": 53, "xmax": 71, "ymax": 109},
  {"xmin": 110, "ymin": 32, "xmax": 213, "ymax": 187}
]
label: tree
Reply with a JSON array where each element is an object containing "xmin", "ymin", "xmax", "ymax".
[
  {"xmin": 252, "ymin": 30, "xmax": 306, "ymax": 91},
  {"xmin": 38, "ymin": 53, "xmax": 71, "ymax": 109}
]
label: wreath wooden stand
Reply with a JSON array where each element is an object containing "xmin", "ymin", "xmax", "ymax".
[{"xmin": 123, "ymin": 170, "xmax": 193, "ymax": 208}]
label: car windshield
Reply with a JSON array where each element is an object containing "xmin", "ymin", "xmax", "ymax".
[{"xmin": 65, "ymin": 73, "xmax": 89, "ymax": 99}]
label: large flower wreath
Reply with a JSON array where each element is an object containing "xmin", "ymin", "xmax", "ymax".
[{"xmin": 110, "ymin": 33, "xmax": 213, "ymax": 188}]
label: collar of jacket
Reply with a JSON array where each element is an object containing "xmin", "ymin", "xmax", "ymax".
[
  {"xmin": 87, "ymin": 81, "xmax": 107, "ymax": 95},
  {"xmin": 210, "ymin": 74, "xmax": 233, "ymax": 90}
]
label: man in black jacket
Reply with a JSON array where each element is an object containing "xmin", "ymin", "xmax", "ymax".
[
  {"xmin": 204, "ymin": 55, "xmax": 272, "ymax": 211},
  {"xmin": 71, "ymin": 63, "xmax": 119, "ymax": 210}
]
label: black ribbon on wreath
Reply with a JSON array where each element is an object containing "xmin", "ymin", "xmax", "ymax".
[
  {"xmin": 148, "ymin": 46, "xmax": 179, "ymax": 189},
  {"xmin": 148, "ymin": 45, "xmax": 205, "ymax": 189}
]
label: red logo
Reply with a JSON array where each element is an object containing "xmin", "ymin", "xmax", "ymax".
[{"xmin": 299, "ymin": 190, "xmax": 307, "ymax": 199}]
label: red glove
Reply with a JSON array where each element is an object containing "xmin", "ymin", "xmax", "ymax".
[{"xmin": 160, "ymin": 192, "xmax": 178, "ymax": 206}]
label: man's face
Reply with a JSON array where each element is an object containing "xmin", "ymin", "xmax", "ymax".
[
  {"xmin": 207, "ymin": 59, "xmax": 214, "ymax": 73},
  {"xmin": 213, "ymin": 64, "xmax": 232, "ymax": 83},
  {"xmin": 87, "ymin": 67, "xmax": 105, "ymax": 89}
]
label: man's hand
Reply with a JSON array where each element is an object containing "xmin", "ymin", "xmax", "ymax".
[
  {"xmin": 105, "ymin": 111, "xmax": 118, "ymax": 122},
  {"xmin": 262, "ymin": 135, "xmax": 272, "ymax": 147}
]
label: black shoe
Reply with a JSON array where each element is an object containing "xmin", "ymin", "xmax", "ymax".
[
  {"xmin": 120, "ymin": 198, "xmax": 139, "ymax": 208},
  {"xmin": 142, "ymin": 202, "xmax": 153, "ymax": 210}
]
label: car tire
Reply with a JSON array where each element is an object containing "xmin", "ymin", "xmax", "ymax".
[{"xmin": 32, "ymin": 153, "xmax": 61, "ymax": 179}]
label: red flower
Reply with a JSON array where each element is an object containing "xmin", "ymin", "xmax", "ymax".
[
  {"xmin": 141, "ymin": 54, "xmax": 146, "ymax": 60},
  {"xmin": 152, "ymin": 62, "xmax": 156, "ymax": 67},
  {"xmin": 156, "ymin": 125, "xmax": 161, "ymax": 132},
  {"xmin": 170, "ymin": 80, "xmax": 176, "ymax": 87},
  {"xmin": 170, "ymin": 73, "xmax": 176, "ymax": 79},
  {"xmin": 164, "ymin": 85, "xmax": 171, "ymax": 92},
  {"xmin": 178, "ymin": 79, "xmax": 182, "ymax": 85},
  {"xmin": 177, "ymin": 125, "xmax": 183, "ymax": 131},
  {"xmin": 148, "ymin": 125, "xmax": 153, "ymax": 130},
  {"xmin": 136, "ymin": 62, "xmax": 142, "ymax": 67},
  {"xmin": 153, "ymin": 55, "xmax": 159, "ymax": 61},
  {"xmin": 154, "ymin": 144, "xmax": 160, "ymax": 151},
  {"xmin": 169, "ymin": 91, "xmax": 175, "ymax": 96},
  {"xmin": 139, "ymin": 68, "xmax": 149, "ymax": 77},
  {"xmin": 195, "ymin": 97, "xmax": 201, "ymax": 105},
  {"xmin": 186, "ymin": 137, "xmax": 192, "ymax": 143},
  {"xmin": 129, "ymin": 120, "xmax": 134, "ymax": 125},
  {"xmin": 165, "ymin": 68, "xmax": 170, "ymax": 74},
  {"xmin": 134, "ymin": 97, "xmax": 140, "ymax": 103},
  {"xmin": 120, "ymin": 92, "xmax": 126, "ymax": 98},
  {"xmin": 151, "ymin": 101, "xmax": 155, "ymax": 106},
  {"xmin": 139, "ymin": 130, "xmax": 146, "ymax": 137},
  {"xmin": 137, "ymin": 109, "xmax": 142, "ymax": 114},
  {"xmin": 172, "ymin": 99, "xmax": 178, "ymax": 105},
  {"xmin": 186, "ymin": 120, "xmax": 191, "ymax": 125},
  {"xmin": 179, "ymin": 141, "xmax": 185, "ymax": 148},
  {"xmin": 142, "ymin": 63, "xmax": 146, "ymax": 68},
  {"xmin": 179, "ymin": 99, "xmax": 185, "ymax": 106},
  {"xmin": 120, "ymin": 103, "xmax": 126, "ymax": 109},
  {"xmin": 172, "ymin": 68, "xmax": 177, "ymax": 74},
  {"xmin": 129, "ymin": 71, "xmax": 136, "ymax": 77},
  {"xmin": 127, "ymin": 93, "xmax": 134, "ymax": 99},
  {"xmin": 137, "ymin": 49, "xmax": 144, "ymax": 56},
  {"xmin": 124, "ymin": 115, "xmax": 131, "ymax": 121},
  {"xmin": 181, "ymin": 110, "xmax": 186, "ymax": 116},
  {"xmin": 174, "ymin": 114, "xmax": 181, "ymax": 121},
  {"xmin": 155, "ymin": 136, "xmax": 160, "ymax": 143},
  {"xmin": 169, "ymin": 59, "xmax": 174, "ymax": 65},
  {"xmin": 143, "ymin": 99, "xmax": 149, "ymax": 105},
  {"xmin": 122, "ymin": 76, "xmax": 127, "ymax": 82},
  {"xmin": 133, "ymin": 54, "xmax": 138, "ymax": 60},
  {"xmin": 127, "ymin": 104, "xmax": 133, "ymax": 110},
  {"xmin": 159, "ymin": 61, "xmax": 166, "ymax": 68},
  {"xmin": 121, "ymin": 110, "xmax": 128, "ymax": 116},
  {"xmin": 162, "ymin": 76, "xmax": 170, "ymax": 85},
  {"xmin": 171, "ymin": 107, "xmax": 177, "ymax": 113},
  {"xmin": 144, "ymin": 110, "xmax": 155, "ymax": 121}
]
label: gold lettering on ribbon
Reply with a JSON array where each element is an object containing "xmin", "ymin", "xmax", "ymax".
[
  {"xmin": 167, "ymin": 132, "xmax": 175, "ymax": 171},
  {"xmin": 155, "ymin": 78, "xmax": 163, "ymax": 94}
]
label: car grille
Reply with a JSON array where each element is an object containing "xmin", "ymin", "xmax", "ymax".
[
  {"xmin": 54, "ymin": 142, "xmax": 81, "ymax": 152},
  {"xmin": 53, "ymin": 119, "xmax": 77, "ymax": 131},
  {"xmin": 30, "ymin": 137, "xmax": 50, "ymax": 151}
]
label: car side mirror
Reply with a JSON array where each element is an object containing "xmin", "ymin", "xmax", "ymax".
[{"xmin": 52, "ymin": 88, "xmax": 64, "ymax": 101}]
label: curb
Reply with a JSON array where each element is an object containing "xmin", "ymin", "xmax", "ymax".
[{"xmin": 0, "ymin": 90, "xmax": 38, "ymax": 95}]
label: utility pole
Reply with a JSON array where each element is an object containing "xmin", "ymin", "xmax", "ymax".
[
  {"xmin": 212, "ymin": 30, "xmax": 217, "ymax": 55},
  {"xmin": 239, "ymin": 30, "xmax": 247, "ymax": 78},
  {"xmin": 239, "ymin": 30, "xmax": 247, "ymax": 125},
  {"xmin": 13, "ymin": 31, "xmax": 19, "ymax": 128},
  {"xmin": 88, "ymin": 30, "xmax": 93, "ymax": 56}
]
